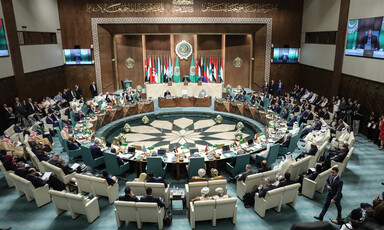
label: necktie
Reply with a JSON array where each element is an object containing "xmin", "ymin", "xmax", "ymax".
[{"xmin": 331, "ymin": 177, "xmax": 334, "ymax": 185}]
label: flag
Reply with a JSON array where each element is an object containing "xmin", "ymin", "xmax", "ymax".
[
  {"xmin": 189, "ymin": 56, "xmax": 196, "ymax": 82},
  {"xmin": 174, "ymin": 57, "xmax": 180, "ymax": 83},
  {"xmin": 144, "ymin": 58, "xmax": 148, "ymax": 82},
  {"xmin": 157, "ymin": 56, "xmax": 161, "ymax": 83},
  {"xmin": 173, "ymin": 147, "xmax": 178, "ymax": 153},
  {"xmin": 149, "ymin": 57, "xmax": 153, "ymax": 84},
  {"xmin": 198, "ymin": 58, "xmax": 203, "ymax": 82},
  {"xmin": 169, "ymin": 56, "xmax": 173, "ymax": 80},
  {"xmin": 218, "ymin": 57, "xmax": 223, "ymax": 83},
  {"xmin": 196, "ymin": 57, "xmax": 200, "ymax": 81},
  {"xmin": 233, "ymin": 141, "xmax": 237, "ymax": 147},
  {"xmin": 205, "ymin": 145, "xmax": 208, "ymax": 151},
  {"xmin": 163, "ymin": 57, "xmax": 167, "ymax": 82}
]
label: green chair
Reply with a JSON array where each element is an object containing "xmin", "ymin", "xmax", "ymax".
[
  {"xmin": 146, "ymin": 157, "xmax": 167, "ymax": 178},
  {"xmin": 225, "ymin": 154, "xmax": 250, "ymax": 176},
  {"xmin": 286, "ymin": 109, "xmax": 291, "ymax": 122},
  {"xmin": 185, "ymin": 157, "xmax": 205, "ymax": 179},
  {"xmin": 279, "ymin": 133, "xmax": 300, "ymax": 155},
  {"xmin": 69, "ymin": 111, "xmax": 77, "ymax": 127},
  {"xmin": 298, "ymin": 123, "xmax": 304, "ymax": 137},
  {"xmin": 254, "ymin": 143, "xmax": 280, "ymax": 164},
  {"xmin": 55, "ymin": 127, "xmax": 65, "ymax": 148},
  {"xmin": 98, "ymin": 100, "xmax": 103, "ymax": 110},
  {"xmin": 104, "ymin": 151, "xmax": 130, "ymax": 176},
  {"xmin": 63, "ymin": 139, "xmax": 83, "ymax": 160},
  {"xmin": 81, "ymin": 146, "xmax": 105, "ymax": 169},
  {"xmin": 81, "ymin": 105, "xmax": 88, "ymax": 115},
  {"xmin": 263, "ymin": 98, "xmax": 270, "ymax": 109},
  {"xmin": 58, "ymin": 119, "xmax": 64, "ymax": 131}
]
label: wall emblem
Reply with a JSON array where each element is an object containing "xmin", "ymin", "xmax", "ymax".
[
  {"xmin": 175, "ymin": 40, "xmax": 193, "ymax": 60},
  {"xmin": 125, "ymin": 58, "xmax": 135, "ymax": 68},
  {"xmin": 233, "ymin": 57, "xmax": 243, "ymax": 68}
]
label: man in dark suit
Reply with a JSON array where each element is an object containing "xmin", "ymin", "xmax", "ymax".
[
  {"xmin": 258, "ymin": 160, "xmax": 272, "ymax": 173},
  {"xmin": 296, "ymin": 142, "xmax": 318, "ymax": 160},
  {"xmin": 164, "ymin": 90, "xmax": 171, "ymax": 98},
  {"xmin": 90, "ymin": 82, "xmax": 98, "ymax": 97},
  {"xmin": 75, "ymin": 85, "xmax": 82, "ymax": 99},
  {"xmin": 277, "ymin": 172, "xmax": 295, "ymax": 188},
  {"xmin": 25, "ymin": 168, "xmax": 66, "ymax": 191},
  {"xmin": 66, "ymin": 89, "xmax": 74, "ymax": 102},
  {"xmin": 147, "ymin": 171, "xmax": 168, "ymax": 188},
  {"xmin": 111, "ymin": 148, "xmax": 125, "ymax": 166},
  {"xmin": 287, "ymin": 114, "xmax": 297, "ymax": 127},
  {"xmin": 119, "ymin": 186, "xmax": 139, "ymax": 202},
  {"xmin": 360, "ymin": 30, "xmax": 380, "ymax": 50},
  {"xmin": 269, "ymin": 80, "xmax": 276, "ymax": 96},
  {"xmin": 14, "ymin": 97, "xmax": 27, "ymax": 122},
  {"xmin": 315, "ymin": 167, "xmax": 343, "ymax": 221},
  {"xmin": 234, "ymin": 164, "xmax": 254, "ymax": 182},
  {"xmin": 26, "ymin": 98, "xmax": 36, "ymax": 115},
  {"xmin": 277, "ymin": 80, "xmax": 283, "ymax": 96},
  {"xmin": 90, "ymin": 139, "xmax": 104, "ymax": 159},
  {"xmin": 15, "ymin": 162, "xmax": 29, "ymax": 178},
  {"xmin": 67, "ymin": 137, "xmax": 80, "ymax": 150},
  {"xmin": 140, "ymin": 187, "xmax": 165, "ymax": 207},
  {"xmin": 280, "ymin": 133, "xmax": 292, "ymax": 148},
  {"xmin": 250, "ymin": 93, "xmax": 256, "ymax": 104},
  {"xmin": 257, "ymin": 177, "xmax": 276, "ymax": 198}
]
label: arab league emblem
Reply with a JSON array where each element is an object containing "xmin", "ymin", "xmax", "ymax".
[
  {"xmin": 125, "ymin": 58, "xmax": 135, "ymax": 69},
  {"xmin": 233, "ymin": 57, "xmax": 243, "ymax": 68},
  {"xmin": 175, "ymin": 40, "xmax": 193, "ymax": 60}
]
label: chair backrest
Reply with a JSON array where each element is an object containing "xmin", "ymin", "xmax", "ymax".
[
  {"xmin": 4, "ymin": 125, "xmax": 15, "ymax": 137},
  {"xmin": 136, "ymin": 202, "xmax": 161, "ymax": 223},
  {"xmin": 126, "ymin": 182, "xmax": 146, "ymax": 196},
  {"xmin": 315, "ymin": 167, "xmax": 333, "ymax": 190},
  {"xmin": 244, "ymin": 172, "xmax": 264, "ymax": 191},
  {"xmin": 215, "ymin": 198, "xmax": 237, "ymax": 219},
  {"xmin": 56, "ymin": 127, "xmax": 65, "ymax": 146},
  {"xmin": 288, "ymin": 133, "xmax": 300, "ymax": 153},
  {"xmin": 146, "ymin": 157, "xmax": 164, "ymax": 176},
  {"xmin": 264, "ymin": 187, "xmax": 284, "ymax": 209},
  {"xmin": 49, "ymin": 190, "xmax": 69, "ymax": 211},
  {"xmin": 299, "ymin": 156, "xmax": 312, "ymax": 176},
  {"xmin": 281, "ymin": 183, "xmax": 300, "ymax": 204},
  {"xmin": 192, "ymin": 200, "xmax": 216, "ymax": 221},
  {"xmin": 104, "ymin": 151, "xmax": 119, "ymax": 174},
  {"xmin": 69, "ymin": 111, "xmax": 76, "ymax": 126},
  {"xmin": 26, "ymin": 147, "xmax": 44, "ymax": 172},
  {"xmin": 114, "ymin": 201, "xmax": 137, "ymax": 222},
  {"xmin": 188, "ymin": 157, "xmax": 205, "ymax": 177},
  {"xmin": 65, "ymin": 193, "xmax": 86, "ymax": 215},
  {"xmin": 90, "ymin": 176, "xmax": 110, "ymax": 196},
  {"xmin": 188, "ymin": 181, "xmax": 208, "ymax": 200},
  {"xmin": 348, "ymin": 132, "xmax": 355, "ymax": 147},
  {"xmin": 286, "ymin": 161, "xmax": 301, "ymax": 179},
  {"xmin": 82, "ymin": 105, "xmax": 88, "ymax": 115},
  {"xmin": 0, "ymin": 161, "xmax": 8, "ymax": 174},
  {"xmin": 207, "ymin": 179, "xmax": 227, "ymax": 196},
  {"xmin": 58, "ymin": 119, "xmax": 63, "ymax": 131},
  {"xmin": 60, "ymin": 108, "xmax": 68, "ymax": 120},
  {"xmin": 298, "ymin": 123, "xmax": 304, "ymax": 137},
  {"xmin": 234, "ymin": 154, "xmax": 250, "ymax": 174},
  {"xmin": 262, "ymin": 169, "xmax": 279, "ymax": 183},
  {"xmin": 41, "ymin": 161, "xmax": 66, "ymax": 183},
  {"xmin": 81, "ymin": 146, "xmax": 95, "ymax": 166},
  {"xmin": 75, "ymin": 174, "xmax": 93, "ymax": 194},
  {"xmin": 266, "ymin": 144, "xmax": 280, "ymax": 164}
]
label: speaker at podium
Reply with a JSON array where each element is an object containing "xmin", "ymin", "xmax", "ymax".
[{"xmin": 121, "ymin": 79, "xmax": 132, "ymax": 90}]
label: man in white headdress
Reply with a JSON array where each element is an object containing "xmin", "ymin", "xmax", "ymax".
[
  {"xmin": 289, "ymin": 122, "xmax": 300, "ymax": 135},
  {"xmin": 330, "ymin": 128, "xmax": 350, "ymax": 151},
  {"xmin": 213, "ymin": 187, "xmax": 231, "ymax": 199},
  {"xmin": 191, "ymin": 187, "xmax": 213, "ymax": 203},
  {"xmin": 303, "ymin": 125, "xmax": 328, "ymax": 151}
]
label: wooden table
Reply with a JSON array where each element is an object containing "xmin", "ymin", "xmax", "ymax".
[{"xmin": 158, "ymin": 96, "xmax": 211, "ymax": 108}]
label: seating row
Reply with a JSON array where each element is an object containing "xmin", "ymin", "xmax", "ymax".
[
  {"xmin": 254, "ymin": 183, "xmax": 301, "ymax": 218},
  {"xmin": 190, "ymin": 198, "xmax": 237, "ymax": 229},
  {"xmin": 185, "ymin": 179, "xmax": 228, "ymax": 208},
  {"xmin": 331, "ymin": 147, "xmax": 355, "ymax": 176},
  {"xmin": 125, "ymin": 181, "xmax": 169, "ymax": 208},
  {"xmin": 49, "ymin": 190, "xmax": 100, "ymax": 223},
  {"xmin": 236, "ymin": 169, "xmax": 279, "ymax": 200}
]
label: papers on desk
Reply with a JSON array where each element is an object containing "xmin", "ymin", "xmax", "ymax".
[
  {"xmin": 42, "ymin": 172, "xmax": 52, "ymax": 180},
  {"xmin": 223, "ymin": 152, "xmax": 236, "ymax": 158},
  {"xmin": 101, "ymin": 147, "xmax": 109, "ymax": 151},
  {"xmin": 71, "ymin": 163, "xmax": 80, "ymax": 170},
  {"xmin": 120, "ymin": 153, "xmax": 134, "ymax": 160}
]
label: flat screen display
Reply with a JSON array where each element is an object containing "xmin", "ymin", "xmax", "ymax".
[
  {"xmin": 273, "ymin": 48, "xmax": 299, "ymax": 63},
  {"xmin": 0, "ymin": 19, "xmax": 9, "ymax": 57},
  {"xmin": 63, "ymin": 49, "xmax": 93, "ymax": 65},
  {"xmin": 345, "ymin": 16, "xmax": 384, "ymax": 59}
]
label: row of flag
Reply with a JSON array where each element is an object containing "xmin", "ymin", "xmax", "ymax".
[{"xmin": 144, "ymin": 56, "xmax": 224, "ymax": 84}]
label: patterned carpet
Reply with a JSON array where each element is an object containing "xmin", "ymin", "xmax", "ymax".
[{"xmin": 0, "ymin": 133, "xmax": 383, "ymax": 230}]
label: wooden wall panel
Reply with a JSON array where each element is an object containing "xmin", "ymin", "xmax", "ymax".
[
  {"xmin": 252, "ymin": 26, "xmax": 266, "ymax": 91},
  {"xmin": 270, "ymin": 64, "xmax": 300, "ymax": 95},
  {"xmin": 225, "ymin": 35, "xmax": 250, "ymax": 88},
  {"xmin": 146, "ymin": 35, "xmax": 171, "ymax": 57},
  {"xmin": 115, "ymin": 35, "xmax": 144, "ymax": 88},
  {"xmin": 98, "ymin": 26, "xmax": 115, "ymax": 93},
  {"xmin": 174, "ymin": 34, "xmax": 194, "ymax": 78},
  {"xmin": 64, "ymin": 65, "xmax": 96, "ymax": 99}
]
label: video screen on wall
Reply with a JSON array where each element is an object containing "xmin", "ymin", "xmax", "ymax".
[
  {"xmin": 63, "ymin": 49, "xmax": 93, "ymax": 65},
  {"xmin": 345, "ymin": 16, "xmax": 384, "ymax": 59},
  {"xmin": 273, "ymin": 48, "xmax": 299, "ymax": 63},
  {"xmin": 0, "ymin": 19, "xmax": 9, "ymax": 57}
]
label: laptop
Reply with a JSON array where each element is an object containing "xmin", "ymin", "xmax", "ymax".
[
  {"xmin": 222, "ymin": 145, "xmax": 230, "ymax": 153},
  {"xmin": 128, "ymin": 147, "xmax": 136, "ymax": 153},
  {"xmin": 158, "ymin": 149, "xmax": 166, "ymax": 156}
]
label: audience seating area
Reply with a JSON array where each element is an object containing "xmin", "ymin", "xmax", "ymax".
[
  {"xmin": 125, "ymin": 181, "xmax": 170, "ymax": 208},
  {"xmin": 185, "ymin": 180, "xmax": 228, "ymax": 208}
]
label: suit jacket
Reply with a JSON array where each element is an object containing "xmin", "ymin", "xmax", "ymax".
[
  {"xmin": 164, "ymin": 92, "xmax": 171, "ymax": 97},
  {"xmin": 90, "ymin": 84, "xmax": 97, "ymax": 97},
  {"xmin": 90, "ymin": 144, "xmax": 104, "ymax": 159},
  {"xmin": 326, "ymin": 175, "xmax": 343, "ymax": 201},
  {"xmin": 304, "ymin": 146, "xmax": 318, "ymax": 156},
  {"xmin": 67, "ymin": 141, "xmax": 80, "ymax": 150},
  {"xmin": 140, "ymin": 196, "xmax": 165, "ymax": 207},
  {"xmin": 147, "ymin": 177, "xmax": 168, "ymax": 188},
  {"xmin": 25, "ymin": 174, "xmax": 47, "ymax": 188},
  {"xmin": 277, "ymin": 178, "xmax": 295, "ymax": 188},
  {"xmin": 361, "ymin": 35, "xmax": 379, "ymax": 49},
  {"xmin": 258, "ymin": 185, "xmax": 276, "ymax": 198},
  {"xmin": 26, "ymin": 102, "xmax": 36, "ymax": 115},
  {"xmin": 237, "ymin": 170, "xmax": 254, "ymax": 182},
  {"xmin": 75, "ymin": 87, "xmax": 82, "ymax": 99},
  {"xmin": 14, "ymin": 125, "xmax": 23, "ymax": 133},
  {"xmin": 116, "ymin": 156, "xmax": 125, "ymax": 166},
  {"xmin": 258, "ymin": 165, "xmax": 271, "ymax": 173},
  {"xmin": 280, "ymin": 137, "xmax": 291, "ymax": 148},
  {"xmin": 66, "ymin": 90, "xmax": 74, "ymax": 102},
  {"xmin": 15, "ymin": 168, "xmax": 29, "ymax": 178},
  {"xmin": 287, "ymin": 116, "xmax": 297, "ymax": 126},
  {"xmin": 119, "ymin": 194, "xmax": 139, "ymax": 202}
]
